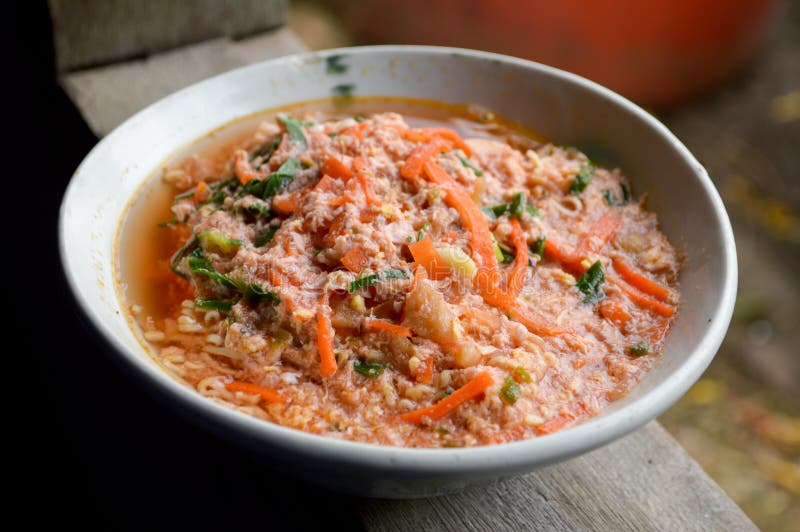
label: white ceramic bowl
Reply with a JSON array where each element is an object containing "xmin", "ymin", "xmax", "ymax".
[{"xmin": 59, "ymin": 46, "xmax": 737, "ymax": 498}]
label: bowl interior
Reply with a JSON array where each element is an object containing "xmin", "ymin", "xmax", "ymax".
[{"xmin": 59, "ymin": 46, "xmax": 735, "ymax": 494}]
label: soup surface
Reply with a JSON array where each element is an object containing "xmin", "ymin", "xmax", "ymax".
[{"xmin": 118, "ymin": 99, "xmax": 679, "ymax": 447}]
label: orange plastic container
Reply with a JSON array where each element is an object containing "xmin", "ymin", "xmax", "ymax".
[{"xmin": 342, "ymin": 0, "xmax": 778, "ymax": 107}]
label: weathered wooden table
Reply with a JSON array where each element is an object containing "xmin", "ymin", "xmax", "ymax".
[{"xmin": 48, "ymin": 2, "xmax": 755, "ymax": 529}]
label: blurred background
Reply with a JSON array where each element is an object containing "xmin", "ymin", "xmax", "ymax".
[
  {"xmin": 21, "ymin": 1, "xmax": 797, "ymax": 530},
  {"xmin": 289, "ymin": 4, "xmax": 800, "ymax": 527}
]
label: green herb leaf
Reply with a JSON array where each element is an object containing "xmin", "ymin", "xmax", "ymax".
[
  {"xmin": 417, "ymin": 222, "xmax": 431, "ymax": 241},
  {"xmin": 246, "ymin": 202, "xmax": 272, "ymax": 218},
  {"xmin": 628, "ymin": 342, "xmax": 649, "ymax": 356},
  {"xmin": 348, "ymin": 269, "xmax": 407, "ymax": 292},
  {"xmin": 277, "ymin": 116, "xmax": 308, "ymax": 149},
  {"xmin": 353, "ymin": 359, "xmax": 387, "ymax": 378},
  {"xmin": 172, "ymin": 189, "xmax": 195, "ymax": 204},
  {"xmin": 169, "ymin": 235, "xmax": 198, "ymax": 280},
  {"xmin": 263, "ymin": 157, "xmax": 301, "ymax": 199},
  {"xmin": 459, "ymin": 156, "xmax": 484, "ymax": 176},
  {"xmin": 325, "ymin": 54, "xmax": 348, "ymax": 74},
  {"xmin": 187, "ymin": 248, "xmax": 236, "ymax": 288},
  {"xmin": 198, "ymin": 228, "xmax": 242, "ymax": 255},
  {"xmin": 576, "ymin": 260, "xmax": 605, "ymax": 304},
  {"xmin": 242, "ymin": 283, "xmax": 281, "ymax": 304},
  {"xmin": 621, "ymin": 183, "xmax": 631, "ymax": 203},
  {"xmin": 194, "ymin": 298, "xmax": 233, "ymax": 312},
  {"xmin": 348, "ymin": 274, "xmax": 379, "ymax": 293},
  {"xmin": 254, "ymin": 223, "xmax": 280, "ymax": 247},
  {"xmin": 254, "ymin": 136, "xmax": 281, "ymax": 161},
  {"xmin": 530, "ymin": 237, "xmax": 546, "ymax": 258},
  {"xmin": 569, "ymin": 164, "xmax": 595, "ymax": 195},
  {"xmin": 602, "ymin": 189, "xmax": 617, "ymax": 206},
  {"xmin": 513, "ymin": 366, "xmax": 532, "ymax": 383},
  {"xmin": 500, "ymin": 377, "xmax": 521, "ymax": 405},
  {"xmin": 484, "ymin": 192, "xmax": 538, "ymax": 220}
]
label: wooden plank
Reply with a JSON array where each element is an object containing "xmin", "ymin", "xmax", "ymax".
[
  {"xmin": 59, "ymin": 27, "xmax": 305, "ymax": 135},
  {"xmin": 49, "ymin": 0, "xmax": 287, "ymax": 72},
  {"xmin": 358, "ymin": 422, "xmax": 756, "ymax": 532}
]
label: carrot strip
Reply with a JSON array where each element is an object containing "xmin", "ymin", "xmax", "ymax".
[
  {"xmin": 612, "ymin": 257, "xmax": 673, "ymax": 303},
  {"xmin": 399, "ymin": 372, "xmax": 493, "ymax": 424},
  {"xmin": 364, "ymin": 318, "xmax": 412, "ymax": 338},
  {"xmin": 233, "ymin": 149, "xmax": 266, "ymax": 185},
  {"xmin": 225, "ymin": 380, "xmax": 284, "ymax": 403},
  {"xmin": 341, "ymin": 246, "xmax": 370, "ymax": 273},
  {"xmin": 534, "ymin": 412, "xmax": 576, "ymax": 435},
  {"xmin": 320, "ymin": 154, "xmax": 353, "ymax": 181},
  {"xmin": 401, "ymin": 138, "xmax": 452, "ymax": 179},
  {"xmin": 402, "ymin": 127, "xmax": 472, "ymax": 156},
  {"xmin": 339, "ymin": 122, "xmax": 371, "ymax": 140},
  {"xmin": 414, "ymin": 357, "xmax": 434, "ymax": 384},
  {"xmin": 612, "ymin": 278, "xmax": 676, "ymax": 317},
  {"xmin": 193, "ymin": 181, "xmax": 208, "ymax": 203},
  {"xmin": 408, "ymin": 235, "xmax": 448, "ymax": 280},
  {"xmin": 543, "ymin": 238, "xmax": 584, "ymax": 275},
  {"xmin": 506, "ymin": 218, "xmax": 529, "ymax": 297},
  {"xmin": 315, "ymin": 174, "xmax": 340, "ymax": 193},
  {"xmin": 598, "ymin": 298, "xmax": 631, "ymax": 326},
  {"xmin": 352, "ymin": 156, "xmax": 380, "ymax": 205},
  {"xmin": 572, "ymin": 359, "xmax": 587, "ymax": 370},
  {"xmin": 271, "ymin": 191, "xmax": 302, "ymax": 215},
  {"xmin": 503, "ymin": 302, "xmax": 574, "ymax": 336},
  {"xmin": 575, "ymin": 210, "xmax": 622, "ymax": 257},
  {"xmin": 317, "ymin": 297, "xmax": 337, "ymax": 377}
]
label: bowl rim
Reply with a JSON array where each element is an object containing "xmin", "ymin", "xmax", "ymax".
[{"xmin": 59, "ymin": 44, "xmax": 737, "ymax": 476}]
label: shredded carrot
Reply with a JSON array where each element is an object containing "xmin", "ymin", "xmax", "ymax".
[
  {"xmin": 193, "ymin": 181, "xmax": 208, "ymax": 203},
  {"xmin": 352, "ymin": 156, "xmax": 380, "ymax": 205},
  {"xmin": 233, "ymin": 149, "xmax": 265, "ymax": 185},
  {"xmin": 598, "ymin": 298, "xmax": 631, "ymax": 326},
  {"xmin": 506, "ymin": 218, "xmax": 529, "ymax": 297},
  {"xmin": 402, "ymin": 127, "xmax": 472, "ymax": 156},
  {"xmin": 408, "ymin": 235, "xmax": 448, "ymax": 280},
  {"xmin": 572, "ymin": 359, "xmax": 587, "ymax": 370},
  {"xmin": 575, "ymin": 209, "xmax": 622, "ymax": 257},
  {"xmin": 271, "ymin": 190, "xmax": 302, "ymax": 215},
  {"xmin": 320, "ymin": 154, "xmax": 353, "ymax": 181},
  {"xmin": 364, "ymin": 318, "xmax": 412, "ymax": 337},
  {"xmin": 341, "ymin": 246, "xmax": 370, "ymax": 273},
  {"xmin": 413, "ymin": 357, "xmax": 434, "ymax": 384},
  {"xmin": 612, "ymin": 278, "xmax": 676, "ymax": 317},
  {"xmin": 339, "ymin": 122, "xmax": 371, "ymax": 140},
  {"xmin": 399, "ymin": 371, "xmax": 493, "ymax": 424},
  {"xmin": 612, "ymin": 257, "xmax": 673, "ymax": 303},
  {"xmin": 543, "ymin": 238, "xmax": 584, "ymax": 275},
  {"xmin": 323, "ymin": 212, "xmax": 348, "ymax": 247},
  {"xmin": 315, "ymin": 174, "xmax": 340, "ymax": 193},
  {"xmin": 503, "ymin": 301, "xmax": 574, "ymax": 336},
  {"xmin": 401, "ymin": 138, "xmax": 452, "ymax": 179},
  {"xmin": 317, "ymin": 296, "xmax": 337, "ymax": 377},
  {"xmin": 225, "ymin": 380, "xmax": 284, "ymax": 403},
  {"xmin": 534, "ymin": 412, "xmax": 576, "ymax": 435}
]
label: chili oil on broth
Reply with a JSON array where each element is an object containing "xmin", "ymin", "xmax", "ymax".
[{"xmin": 116, "ymin": 97, "xmax": 679, "ymax": 448}]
